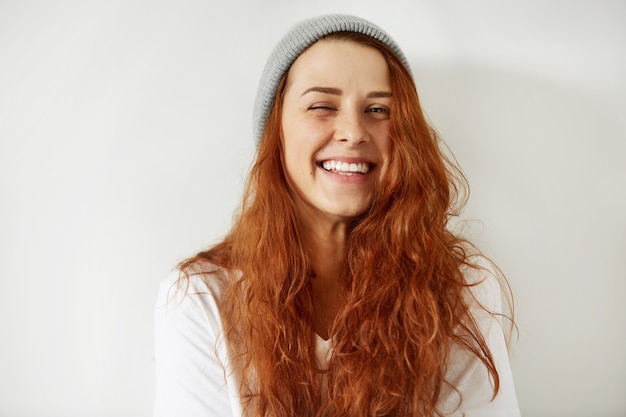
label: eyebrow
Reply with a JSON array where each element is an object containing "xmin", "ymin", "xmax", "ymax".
[
  {"xmin": 367, "ymin": 91, "xmax": 393, "ymax": 98},
  {"xmin": 301, "ymin": 86, "xmax": 392, "ymax": 98}
]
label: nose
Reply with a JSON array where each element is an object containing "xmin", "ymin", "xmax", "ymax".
[{"xmin": 334, "ymin": 110, "xmax": 368, "ymax": 145}]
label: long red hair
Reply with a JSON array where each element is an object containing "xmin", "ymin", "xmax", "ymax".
[{"xmin": 180, "ymin": 32, "xmax": 508, "ymax": 417}]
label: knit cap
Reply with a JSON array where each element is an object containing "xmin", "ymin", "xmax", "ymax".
[{"xmin": 252, "ymin": 14, "xmax": 411, "ymax": 142}]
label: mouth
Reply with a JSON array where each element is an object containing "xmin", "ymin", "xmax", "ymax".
[{"xmin": 318, "ymin": 159, "xmax": 372, "ymax": 176}]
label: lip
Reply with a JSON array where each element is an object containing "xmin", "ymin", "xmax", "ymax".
[{"xmin": 317, "ymin": 156, "xmax": 374, "ymax": 164}]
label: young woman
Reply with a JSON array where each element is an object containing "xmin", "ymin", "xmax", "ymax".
[{"xmin": 154, "ymin": 14, "xmax": 521, "ymax": 417}]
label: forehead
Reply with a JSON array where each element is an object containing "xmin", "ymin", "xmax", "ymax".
[{"xmin": 285, "ymin": 38, "xmax": 390, "ymax": 90}]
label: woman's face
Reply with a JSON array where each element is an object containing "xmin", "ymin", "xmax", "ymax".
[{"xmin": 280, "ymin": 39, "xmax": 392, "ymax": 226}]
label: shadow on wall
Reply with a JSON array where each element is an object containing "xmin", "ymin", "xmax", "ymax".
[
  {"xmin": 412, "ymin": 62, "xmax": 626, "ymax": 417},
  {"xmin": 412, "ymin": 62, "xmax": 624, "ymax": 265}
]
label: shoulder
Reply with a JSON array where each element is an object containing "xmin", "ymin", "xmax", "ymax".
[
  {"xmin": 155, "ymin": 261, "xmax": 232, "ymax": 340},
  {"xmin": 157, "ymin": 261, "xmax": 230, "ymax": 306},
  {"xmin": 459, "ymin": 255, "xmax": 504, "ymax": 315},
  {"xmin": 439, "ymin": 256, "xmax": 520, "ymax": 416},
  {"xmin": 153, "ymin": 262, "xmax": 240, "ymax": 416}
]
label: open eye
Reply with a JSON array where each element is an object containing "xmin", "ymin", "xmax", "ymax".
[{"xmin": 366, "ymin": 105, "xmax": 390, "ymax": 118}]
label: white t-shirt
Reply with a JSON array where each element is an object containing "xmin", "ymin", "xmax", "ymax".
[{"xmin": 153, "ymin": 258, "xmax": 521, "ymax": 417}]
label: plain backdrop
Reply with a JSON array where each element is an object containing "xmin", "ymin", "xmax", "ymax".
[{"xmin": 1, "ymin": 1, "xmax": 625, "ymax": 416}]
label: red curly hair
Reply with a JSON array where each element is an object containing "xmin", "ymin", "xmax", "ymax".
[{"xmin": 180, "ymin": 32, "xmax": 508, "ymax": 417}]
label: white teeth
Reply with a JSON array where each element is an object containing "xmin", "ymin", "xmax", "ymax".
[{"xmin": 321, "ymin": 160, "xmax": 370, "ymax": 174}]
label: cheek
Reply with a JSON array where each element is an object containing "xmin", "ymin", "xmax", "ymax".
[
  {"xmin": 282, "ymin": 139, "xmax": 311, "ymax": 183},
  {"xmin": 375, "ymin": 124, "xmax": 392, "ymax": 157},
  {"xmin": 283, "ymin": 120, "xmax": 326, "ymax": 161}
]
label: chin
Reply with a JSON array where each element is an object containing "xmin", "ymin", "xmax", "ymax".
[{"xmin": 329, "ymin": 205, "xmax": 370, "ymax": 220}]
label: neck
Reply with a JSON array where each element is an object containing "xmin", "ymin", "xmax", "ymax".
[
  {"xmin": 297, "ymin": 211, "xmax": 348, "ymax": 278},
  {"xmin": 296, "ymin": 210, "xmax": 351, "ymax": 340}
]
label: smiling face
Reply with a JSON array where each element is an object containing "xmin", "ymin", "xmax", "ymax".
[{"xmin": 280, "ymin": 38, "xmax": 392, "ymax": 227}]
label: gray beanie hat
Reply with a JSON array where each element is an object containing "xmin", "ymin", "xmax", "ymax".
[{"xmin": 252, "ymin": 14, "xmax": 412, "ymax": 142}]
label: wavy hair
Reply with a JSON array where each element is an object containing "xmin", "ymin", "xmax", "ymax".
[{"xmin": 180, "ymin": 32, "xmax": 510, "ymax": 417}]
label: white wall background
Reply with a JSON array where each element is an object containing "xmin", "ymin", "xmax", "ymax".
[{"xmin": 1, "ymin": 1, "xmax": 624, "ymax": 416}]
